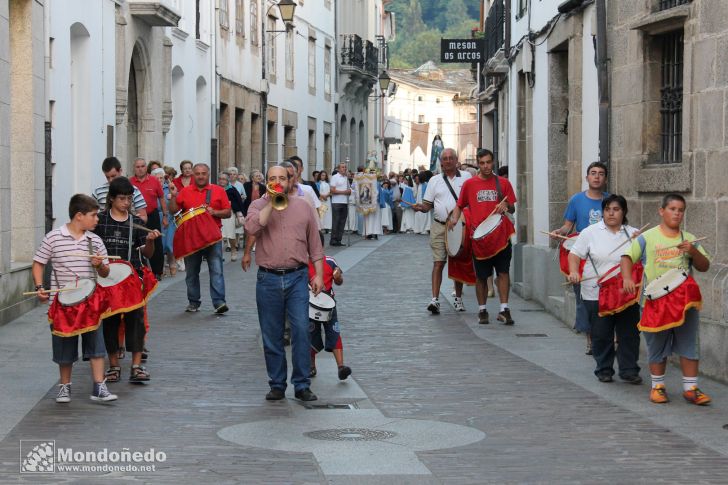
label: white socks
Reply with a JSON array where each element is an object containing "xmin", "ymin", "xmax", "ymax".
[
  {"xmin": 479, "ymin": 304, "xmax": 487, "ymax": 311},
  {"xmin": 682, "ymin": 376, "xmax": 697, "ymax": 391},
  {"xmin": 650, "ymin": 374, "xmax": 665, "ymax": 389},
  {"xmin": 500, "ymin": 303, "xmax": 509, "ymax": 312}
]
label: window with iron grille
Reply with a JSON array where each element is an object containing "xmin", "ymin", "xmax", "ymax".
[
  {"xmin": 658, "ymin": 0, "xmax": 691, "ymax": 11},
  {"xmin": 659, "ymin": 30, "xmax": 683, "ymax": 164},
  {"xmin": 219, "ymin": 0, "xmax": 229, "ymax": 30},
  {"xmin": 235, "ymin": 0, "xmax": 244, "ymax": 37}
]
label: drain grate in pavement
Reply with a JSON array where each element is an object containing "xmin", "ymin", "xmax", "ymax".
[
  {"xmin": 304, "ymin": 428, "xmax": 397, "ymax": 441},
  {"xmin": 301, "ymin": 403, "xmax": 358, "ymax": 410},
  {"xmin": 515, "ymin": 333, "xmax": 548, "ymax": 337}
]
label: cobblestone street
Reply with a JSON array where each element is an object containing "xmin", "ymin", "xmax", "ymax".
[{"xmin": 1, "ymin": 235, "xmax": 728, "ymax": 484}]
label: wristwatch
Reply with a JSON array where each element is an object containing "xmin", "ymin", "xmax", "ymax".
[{"xmin": 35, "ymin": 284, "xmax": 44, "ymax": 291}]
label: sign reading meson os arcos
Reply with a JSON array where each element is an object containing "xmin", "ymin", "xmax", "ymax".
[{"xmin": 440, "ymin": 39, "xmax": 484, "ymax": 63}]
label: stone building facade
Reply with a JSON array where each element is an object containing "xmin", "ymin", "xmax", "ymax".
[{"xmin": 0, "ymin": 0, "xmax": 46, "ymax": 323}]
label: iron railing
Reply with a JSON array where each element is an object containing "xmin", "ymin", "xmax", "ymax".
[
  {"xmin": 365, "ymin": 40, "xmax": 379, "ymax": 75},
  {"xmin": 341, "ymin": 34, "xmax": 364, "ymax": 70},
  {"xmin": 484, "ymin": 0, "xmax": 504, "ymax": 61},
  {"xmin": 659, "ymin": 30, "xmax": 683, "ymax": 163},
  {"xmin": 658, "ymin": 0, "xmax": 691, "ymax": 11}
]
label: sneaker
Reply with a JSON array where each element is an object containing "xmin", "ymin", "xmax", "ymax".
[
  {"xmin": 185, "ymin": 304, "xmax": 199, "ymax": 313},
  {"xmin": 294, "ymin": 388, "xmax": 318, "ymax": 402},
  {"xmin": 650, "ymin": 384, "xmax": 669, "ymax": 404},
  {"xmin": 478, "ymin": 309, "xmax": 489, "ymax": 325},
  {"xmin": 266, "ymin": 388, "xmax": 285, "ymax": 401},
  {"xmin": 620, "ymin": 375, "xmax": 643, "ymax": 385},
  {"xmin": 683, "ymin": 386, "xmax": 712, "ymax": 406},
  {"xmin": 597, "ymin": 374, "xmax": 614, "ymax": 383},
  {"xmin": 214, "ymin": 303, "xmax": 229, "ymax": 314},
  {"xmin": 487, "ymin": 289, "xmax": 495, "ymax": 298},
  {"xmin": 427, "ymin": 298, "xmax": 440, "ymax": 315},
  {"xmin": 56, "ymin": 383, "xmax": 71, "ymax": 403},
  {"xmin": 90, "ymin": 380, "xmax": 118, "ymax": 402},
  {"xmin": 338, "ymin": 365, "xmax": 352, "ymax": 381},
  {"xmin": 231, "ymin": 252, "xmax": 238, "ymax": 262},
  {"xmin": 453, "ymin": 297, "xmax": 465, "ymax": 312},
  {"xmin": 497, "ymin": 308, "xmax": 515, "ymax": 325},
  {"xmin": 177, "ymin": 260, "xmax": 186, "ymax": 272}
]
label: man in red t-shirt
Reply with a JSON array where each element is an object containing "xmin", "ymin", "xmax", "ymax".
[
  {"xmin": 169, "ymin": 163, "xmax": 232, "ymax": 314},
  {"xmin": 449, "ymin": 149, "xmax": 517, "ymax": 326},
  {"xmin": 131, "ymin": 158, "xmax": 168, "ymax": 279}
]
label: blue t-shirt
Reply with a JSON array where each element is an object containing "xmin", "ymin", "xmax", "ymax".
[{"xmin": 563, "ymin": 191, "xmax": 609, "ymax": 232}]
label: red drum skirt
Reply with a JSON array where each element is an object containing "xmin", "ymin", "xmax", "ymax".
[
  {"xmin": 597, "ymin": 262, "xmax": 644, "ymax": 317},
  {"xmin": 471, "ymin": 214, "xmax": 515, "ymax": 261},
  {"xmin": 639, "ymin": 276, "xmax": 702, "ymax": 333},
  {"xmin": 100, "ymin": 261, "xmax": 145, "ymax": 317},
  {"xmin": 47, "ymin": 280, "xmax": 109, "ymax": 337},
  {"xmin": 173, "ymin": 207, "xmax": 222, "ymax": 259},
  {"xmin": 448, "ymin": 208, "xmax": 476, "ymax": 285},
  {"xmin": 559, "ymin": 234, "xmax": 585, "ymax": 277}
]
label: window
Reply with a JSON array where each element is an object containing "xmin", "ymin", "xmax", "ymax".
[
  {"xmin": 417, "ymin": 96, "xmax": 423, "ymax": 101},
  {"xmin": 325, "ymin": 0, "xmax": 331, "ymax": 9},
  {"xmin": 436, "ymin": 97, "xmax": 441, "ymax": 104},
  {"xmin": 324, "ymin": 45, "xmax": 332, "ymax": 96},
  {"xmin": 437, "ymin": 118, "xmax": 443, "ymax": 135},
  {"xmin": 658, "ymin": 0, "xmax": 691, "ymax": 11},
  {"xmin": 285, "ymin": 29, "xmax": 294, "ymax": 85},
  {"xmin": 235, "ymin": 0, "xmax": 244, "ymax": 37},
  {"xmin": 308, "ymin": 37, "xmax": 316, "ymax": 92},
  {"xmin": 219, "ymin": 0, "xmax": 229, "ymax": 30},
  {"xmin": 659, "ymin": 30, "xmax": 683, "ymax": 163},
  {"xmin": 469, "ymin": 112, "xmax": 477, "ymax": 121},
  {"xmin": 250, "ymin": 0, "xmax": 258, "ymax": 45},
  {"xmin": 418, "ymin": 114, "xmax": 425, "ymax": 123},
  {"xmin": 267, "ymin": 16, "xmax": 277, "ymax": 82},
  {"xmin": 516, "ymin": 0, "xmax": 527, "ymax": 19}
]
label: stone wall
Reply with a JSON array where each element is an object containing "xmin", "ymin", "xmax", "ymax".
[{"xmin": 218, "ymin": 79, "xmax": 262, "ymax": 179}]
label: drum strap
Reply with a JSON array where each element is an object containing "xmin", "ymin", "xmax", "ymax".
[
  {"xmin": 127, "ymin": 216, "xmax": 134, "ymax": 262},
  {"xmin": 88, "ymin": 238, "xmax": 97, "ymax": 283},
  {"xmin": 442, "ymin": 174, "xmax": 460, "ymax": 203},
  {"xmin": 205, "ymin": 189, "xmax": 212, "ymax": 205},
  {"xmin": 494, "ymin": 175, "xmax": 503, "ymax": 201}
]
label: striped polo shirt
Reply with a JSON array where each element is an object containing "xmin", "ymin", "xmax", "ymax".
[
  {"xmin": 34, "ymin": 225, "xmax": 109, "ymax": 295},
  {"xmin": 92, "ymin": 183, "xmax": 147, "ymax": 214}
]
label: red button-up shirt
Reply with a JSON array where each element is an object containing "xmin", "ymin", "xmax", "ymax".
[
  {"xmin": 131, "ymin": 175, "xmax": 164, "ymax": 211},
  {"xmin": 176, "ymin": 183, "xmax": 231, "ymax": 228}
]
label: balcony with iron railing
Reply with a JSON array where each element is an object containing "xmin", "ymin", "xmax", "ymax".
[
  {"xmin": 341, "ymin": 34, "xmax": 365, "ymax": 70},
  {"xmin": 658, "ymin": 0, "xmax": 691, "ymax": 11},
  {"xmin": 365, "ymin": 40, "xmax": 379, "ymax": 76},
  {"xmin": 484, "ymin": 0, "xmax": 504, "ymax": 62}
]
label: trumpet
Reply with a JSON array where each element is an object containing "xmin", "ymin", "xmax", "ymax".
[{"xmin": 266, "ymin": 182, "xmax": 289, "ymax": 210}]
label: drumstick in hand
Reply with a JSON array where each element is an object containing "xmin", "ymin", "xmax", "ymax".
[
  {"xmin": 540, "ymin": 230, "xmax": 570, "ymax": 241},
  {"xmin": 561, "ymin": 275, "xmax": 599, "ymax": 286},
  {"xmin": 607, "ymin": 223, "xmax": 651, "ymax": 255},
  {"xmin": 68, "ymin": 253, "xmax": 122, "ymax": 260},
  {"xmin": 23, "ymin": 287, "xmax": 79, "ymax": 296},
  {"xmin": 132, "ymin": 223, "xmax": 156, "ymax": 233},
  {"xmin": 663, "ymin": 236, "xmax": 708, "ymax": 250}
]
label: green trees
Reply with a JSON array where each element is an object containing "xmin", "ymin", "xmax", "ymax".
[{"xmin": 387, "ymin": 0, "xmax": 479, "ymax": 69}]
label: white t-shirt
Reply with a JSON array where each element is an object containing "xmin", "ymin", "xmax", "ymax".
[
  {"xmin": 569, "ymin": 220, "xmax": 638, "ymax": 301},
  {"xmin": 422, "ymin": 170, "xmax": 472, "ymax": 222},
  {"xmin": 330, "ymin": 172, "xmax": 350, "ymax": 204}
]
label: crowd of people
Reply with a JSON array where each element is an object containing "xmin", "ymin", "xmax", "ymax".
[{"xmin": 29, "ymin": 146, "xmax": 714, "ymax": 408}]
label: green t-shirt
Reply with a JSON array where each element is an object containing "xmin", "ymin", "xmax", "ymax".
[{"xmin": 624, "ymin": 226, "xmax": 709, "ymax": 283}]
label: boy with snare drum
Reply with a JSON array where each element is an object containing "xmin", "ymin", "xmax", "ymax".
[
  {"xmin": 308, "ymin": 255, "xmax": 352, "ymax": 381},
  {"xmin": 621, "ymin": 194, "xmax": 711, "ymax": 405},
  {"xmin": 32, "ymin": 194, "xmax": 117, "ymax": 404}
]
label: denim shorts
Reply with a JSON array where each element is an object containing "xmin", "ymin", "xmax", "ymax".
[
  {"xmin": 52, "ymin": 328, "xmax": 107, "ymax": 364},
  {"xmin": 643, "ymin": 308, "xmax": 700, "ymax": 363},
  {"xmin": 309, "ymin": 307, "xmax": 342, "ymax": 353}
]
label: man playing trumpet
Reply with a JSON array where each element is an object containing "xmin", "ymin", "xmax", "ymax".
[{"xmin": 244, "ymin": 165, "xmax": 324, "ymax": 402}]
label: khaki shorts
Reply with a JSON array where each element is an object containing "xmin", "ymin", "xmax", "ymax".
[{"xmin": 430, "ymin": 220, "xmax": 448, "ymax": 262}]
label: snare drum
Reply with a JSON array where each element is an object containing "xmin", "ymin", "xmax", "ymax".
[
  {"xmin": 173, "ymin": 206, "xmax": 223, "ymax": 259},
  {"xmin": 47, "ymin": 279, "xmax": 109, "ymax": 337},
  {"xmin": 446, "ymin": 214, "xmax": 465, "ymax": 258},
  {"xmin": 447, "ymin": 207, "xmax": 476, "ymax": 285},
  {"xmin": 97, "ymin": 261, "xmax": 145, "ymax": 316},
  {"xmin": 309, "ymin": 291, "xmax": 336, "ymax": 322},
  {"xmin": 638, "ymin": 268, "xmax": 703, "ymax": 332},
  {"xmin": 559, "ymin": 234, "xmax": 585, "ymax": 277},
  {"xmin": 471, "ymin": 213, "xmax": 515, "ymax": 261},
  {"xmin": 596, "ymin": 262, "xmax": 643, "ymax": 317}
]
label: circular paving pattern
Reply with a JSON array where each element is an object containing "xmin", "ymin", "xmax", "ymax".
[{"xmin": 303, "ymin": 427, "xmax": 397, "ymax": 441}]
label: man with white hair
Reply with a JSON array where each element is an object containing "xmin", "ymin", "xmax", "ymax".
[{"xmin": 226, "ymin": 166, "xmax": 245, "ymax": 196}]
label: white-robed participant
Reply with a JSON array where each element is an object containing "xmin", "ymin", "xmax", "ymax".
[
  {"xmin": 399, "ymin": 177, "xmax": 416, "ymax": 233},
  {"xmin": 413, "ymin": 174, "xmax": 431, "ymax": 234},
  {"xmin": 318, "ymin": 171, "xmax": 333, "ymax": 231},
  {"xmin": 346, "ymin": 176, "xmax": 358, "ymax": 233},
  {"xmin": 379, "ymin": 180, "xmax": 393, "ymax": 232},
  {"xmin": 353, "ymin": 171, "xmax": 382, "ymax": 239}
]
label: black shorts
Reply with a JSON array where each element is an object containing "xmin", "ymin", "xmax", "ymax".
[{"xmin": 473, "ymin": 243, "xmax": 512, "ymax": 280}]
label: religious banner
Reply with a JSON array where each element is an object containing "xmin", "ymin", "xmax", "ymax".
[
  {"xmin": 410, "ymin": 122, "xmax": 430, "ymax": 156},
  {"xmin": 353, "ymin": 172, "xmax": 379, "ymax": 216}
]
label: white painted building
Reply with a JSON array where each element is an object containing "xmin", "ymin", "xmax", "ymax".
[
  {"xmin": 264, "ymin": 0, "xmax": 336, "ymax": 178},
  {"xmin": 386, "ymin": 63, "xmax": 477, "ymax": 174}
]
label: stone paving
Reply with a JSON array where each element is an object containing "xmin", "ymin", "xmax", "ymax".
[{"xmin": 0, "ymin": 234, "xmax": 727, "ymax": 484}]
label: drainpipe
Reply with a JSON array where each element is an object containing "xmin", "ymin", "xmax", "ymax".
[{"xmin": 595, "ymin": 0, "xmax": 609, "ymax": 172}]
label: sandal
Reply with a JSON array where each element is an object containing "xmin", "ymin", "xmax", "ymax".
[
  {"xmin": 129, "ymin": 365, "xmax": 151, "ymax": 382},
  {"xmin": 104, "ymin": 366, "xmax": 121, "ymax": 383}
]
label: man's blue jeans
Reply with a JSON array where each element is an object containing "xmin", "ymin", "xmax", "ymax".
[
  {"xmin": 184, "ymin": 241, "xmax": 226, "ymax": 308},
  {"xmin": 256, "ymin": 267, "xmax": 311, "ymax": 392}
]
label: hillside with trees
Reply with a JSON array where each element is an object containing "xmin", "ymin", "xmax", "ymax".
[{"xmin": 386, "ymin": 0, "xmax": 480, "ymax": 68}]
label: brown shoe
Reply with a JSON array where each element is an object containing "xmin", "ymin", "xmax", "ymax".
[
  {"xmin": 683, "ymin": 386, "xmax": 711, "ymax": 406},
  {"xmin": 650, "ymin": 384, "xmax": 669, "ymax": 404},
  {"xmin": 497, "ymin": 309, "xmax": 515, "ymax": 325}
]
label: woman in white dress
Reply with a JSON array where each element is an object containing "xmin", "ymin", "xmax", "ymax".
[
  {"xmin": 399, "ymin": 176, "xmax": 416, "ymax": 233},
  {"xmin": 379, "ymin": 180, "xmax": 393, "ymax": 233},
  {"xmin": 317, "ymin": 171, "xmax": 333, "ymax": 232},
  {"xmin": 413, "ymin": 173, "xmax": 431, "ymax": 234},
  {"xmin": 346, "ymin": 174, "xmax": 358, "ymax": 233}
]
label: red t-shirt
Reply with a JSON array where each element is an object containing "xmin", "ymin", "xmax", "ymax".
[
  {"xmin": 457, "ymin": 175, "xmax": 517, "ymax": 227},
  {"xmin": 308, "ymin": 256, "xmax": 339, "ymax": 295},
  {"xmin": 131, "ymin": 175, "xmax": 164, "ymax": 211},
  {"xmin": 176, "ymin": 184, "xmax": 231, "ymax": 228}
]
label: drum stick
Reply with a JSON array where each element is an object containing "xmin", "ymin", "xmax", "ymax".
[
  {"xmin": 68, "ymin": 253, "xmax": 122, "ymax": 260},
  {"xmin": 562, "ymin": 275, "xmax": 599, "ymax": 286},
  {"xmin": 607, "ymin": 223, "xmax": 651, "ymax": 255},
  {"xmin": 132, "ymin": 223, "xmax": 155, "ymax": 233},
  {"xmin": 539, "ymin": 230, "xmax": 569, "ymax": 240},
  {"xmin": 22, "ymin": 287, "xmax": 77, "ymax": 296},
  {"xmin": 662, "ymin": 236, "xmax": 708, "ymax": 250}
]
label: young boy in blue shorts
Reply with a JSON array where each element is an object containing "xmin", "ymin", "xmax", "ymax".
[
  {"xmin": 32, "ymin": 194, "xmax": 118, "ymax": 403},
  {"xmin": 309, "ymin": 255, "xmax": 352, "ymax": 381}
]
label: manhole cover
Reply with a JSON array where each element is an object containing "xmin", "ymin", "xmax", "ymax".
[
  {"xmin": 304, "ymin": 428, "xmax": 397, "ymax": 441},
  {"xmin": 516, "ymin": 333, "xmax": 548, "ymax": 337}
]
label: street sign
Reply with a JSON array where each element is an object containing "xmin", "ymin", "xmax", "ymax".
[{"xmin": 440, "ymin": 38, "xmax": 484, "ymax": 63}]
